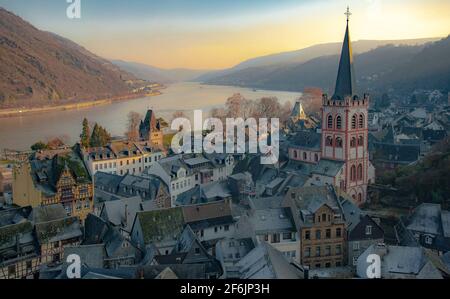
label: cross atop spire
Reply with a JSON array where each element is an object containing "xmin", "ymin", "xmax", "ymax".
[{"xmin": 345, "ymin": 6, "xmax": 352, "ymax": 22}]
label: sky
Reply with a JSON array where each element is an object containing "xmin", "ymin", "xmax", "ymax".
[{"xmin": 0, "ymin": 0, "xmax": 449, "ymax": 69}]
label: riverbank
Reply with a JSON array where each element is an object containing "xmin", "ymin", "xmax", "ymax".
[{"xmin": 0, "ymin": 91, "xmax": 162, "ymax": 118}]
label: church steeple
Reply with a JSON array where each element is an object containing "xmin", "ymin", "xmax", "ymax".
[{"xmin": 332, "ymin": 7, "xmax": 356, "ymax": 100}]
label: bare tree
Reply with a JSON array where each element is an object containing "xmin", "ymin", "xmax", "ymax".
[
  {"xmin": 253, "ymin": 97, "xmax": 282, "ymax": 119},
  {"xmin": 126, "ymin": 111, "xmax": 142, "ymax": 141},
  {"xmin": 301, "ymin": 87, "xmax": 323, "ymax": 116}
]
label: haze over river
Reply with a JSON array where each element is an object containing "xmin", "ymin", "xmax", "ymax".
[{"xmin": 0, "ymin": 82, "xmax": 302, "ymax": 151}]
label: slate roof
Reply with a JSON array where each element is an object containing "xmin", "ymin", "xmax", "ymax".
[
  {"xmin": 30, "ymin": 204, "xmax": 67, "ymax": 224},
  {"xmin": 332, "ymin": 21, "xmax": 356, "ymax": 100},
  {"xmin": 30, "ymin": 149, "xmax": 91, "ymax": 196},
  {"xmin": 248, "ymin": 208, "xmax": 296, "ymax": 234},
  {"xmin": 35, "ymin": 216, "xmax": 82, "ymax": 244},
  {"xmin": 135, "ymin": 207, "xmax": 185, "ymax": 244},
  {"xmin": 311, "ymin": 159, "xmax": 344, "ymax": 177},
  {"xmin": 0, "ymin": 220, "xmax": 34, "ymax": 250},
  {"xmin": 64, "ymin": 244, "xmax": 105, "ymax": 268},
  {"xmin": 236, "ymin": 242, "xmax": 303, "ymax": 279},
  {"xmin": 182, "ymin": 200, "xmax": 234, "ymax": 230},
  {"xmin": 138, "ymin": 264, "xmax": 206, "ymax": 279},
  {"xmin": 288, "ymin": 130, "xmax": 322, "ymax": 150}
]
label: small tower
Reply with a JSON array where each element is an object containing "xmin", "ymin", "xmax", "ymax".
[{"xmin": 321, "ymin": 7, "xmax": 371, "ymax": 204}]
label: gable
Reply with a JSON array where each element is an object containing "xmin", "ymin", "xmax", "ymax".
[{"xmin": 349, "ymin": 215, "xmax": 384, "ymax": 241}]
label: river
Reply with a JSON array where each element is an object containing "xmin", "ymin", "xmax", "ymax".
[{"xmin": 0, "ymin": 82, "xmax": 302, "ymax": 151}]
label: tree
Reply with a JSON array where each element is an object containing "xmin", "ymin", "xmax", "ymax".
[
  {"xmin": 125, "ymin": 112, "xmax": 142, "ymax": 142},
  {"xmin": 225, "ymin": 93, "xmax": 254, "ymax": 119},
  {"xmin": 31, "ymin": 141, "xmax": 49, "ymax": 151},
  {"xmin": 90, "ymin": 123, "xmax": 111, "ymax": 147},
  {"xmin": 80, "ymin": 118, "xmax": 90, "ymax": 148},
  {"xmin": 253, "ymin": 97, "xmax": 281, "ymax": 119}
]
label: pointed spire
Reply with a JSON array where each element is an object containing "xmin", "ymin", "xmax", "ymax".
[{"xmin": 332, "ymin": 7, "xmax": 356, "ymax": 100}]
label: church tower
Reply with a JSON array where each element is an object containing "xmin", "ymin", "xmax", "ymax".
[{"xmin": 321, "ymin": 8, "xmax": 371, "ymax": 204}]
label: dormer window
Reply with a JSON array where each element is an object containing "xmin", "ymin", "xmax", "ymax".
[{"xmin": 365, "ymin": 225, "xmax": 372, "ymax": 235}]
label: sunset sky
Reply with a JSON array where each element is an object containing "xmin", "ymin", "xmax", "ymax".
[{"xmin": 1, "ymin": 0, "xmax": 449, "ymax": 69}]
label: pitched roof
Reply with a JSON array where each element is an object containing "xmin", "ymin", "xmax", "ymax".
[
  {"xmin": 135, "ymin": 207, "xmax": 185, "ymax": 244},
  {"xmin": 182, "ymin": 200, "xmax": 233, "ymax": 225},
  {"xmin": 35, "ymin": 216, "xmax": 82, "ymax": 244}
]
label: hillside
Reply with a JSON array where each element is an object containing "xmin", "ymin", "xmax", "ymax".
[
  {"xmin": 195, "ymin": 37, "xmax": 441, "ymax": 82},
  {"xmin": 0, "ymin": 8, "xmax": 141, "ymax": 108},
  {"xmin": 200, "ymin": 37, "xmax": 450, "ymax": 94},
  {"xmin": 111, "ymin": 60, "xmax": 210, "ymax": 84}
]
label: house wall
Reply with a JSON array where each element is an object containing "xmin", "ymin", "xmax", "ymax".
[{"xmin": 12, "ymin": 162, "xmax": 42, "ymax": 208}]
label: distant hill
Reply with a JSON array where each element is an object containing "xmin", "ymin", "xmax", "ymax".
[
  {"xmin": 111, "ymin": 60, "xmax": 211, "ymax": 84},
  {"xmin": 200, "ymin": 36, "xmax": 450, "ymax": 94},
  {"xmin": 0, "ymin": 8, "xmax": 140, "ymax": 108},
  {"xmin": 195, "ymin": 37, "xmax": 441, "ymax": 82}
]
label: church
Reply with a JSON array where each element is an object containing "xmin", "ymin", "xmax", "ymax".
[{"xmin": 286, "ymin": 10, "xmax": 375, "ymax": 205}]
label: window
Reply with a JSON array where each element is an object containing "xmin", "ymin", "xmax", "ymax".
[
  {"xmin": 314, "ymin": 154, "xmax": 319, "ymax": 162},
  {"xmin": 214, "ymin": 227, "xmax": 218, "ymax": 233},
  {"xmin": 283, "ymin": 232, "xmax": 292, "ymax": 240},
  {"xmin": 304, "ymin": 230, "xmax": 311, "ymax": 240},
  {"xmin": 224, "ymin": 225, "xmax": 229, "ymax": 231},
  {"xmin": 353, "ymin": 241, "xmax": 360, "ymax": 251},
  {"xmin": 358, "ymin": 193, "xmax": 362, "ymax": 203},
  {"xmin": 350, "ymin": 137, "xmax": 357, "ymax": 147},
  {"xmin": 304, "ymin": 247, "xmax": 311, "ymax": 257},
  {"xmin": 336, "ymin": 261, "xmax": 342, "ymax": 267},
  {"xmin": 326, "ymin": 229, "xmax": 331, "ymax": 239},
  {"xmin": 359, "ymin": 114, "xmax": 365, "ymax": 128},
  {"xmin": 272, "ymin": 233, "xmax": 280, "ymax": 243},
  {"xmin": 327, "ymin": 115, "xmax": 333, "ymax": 129},
  {"xmin": 325, "ymin": 246, "xmax": 331, "ymax": 256},
  {"xmin": 322, "ymin": 213, "xmax": 327, "ymax": 222},
  {"xmin": 352, "ymin": 114, "xmax": 357, "ymax": 129},
  {"xmin": 365, "ymin": 225, "xmax": 372, "ymax": 235},
  {"xmin": 264, "ymin": 234, "xmax": 269, "ymax": 242},
  {"xmin": 315, "ymin": 263, "xmax": 321, "ymax": 268},
  {"xmin": 357, "ymin": 164, "xmax": 363, "ymax": 180},
  {"xmin": 26, "ymin": 261, "xmax": 32, "ymax": 270},
  {"xmin": 326, "ymin": 136, "xmax": 333, "ymax": 146},
  {"xmin": 315, "ymin": 230, "xmax": 321, "ymax": 240},
  {"xmin": 350, "ymin": 165, "xmax": 356, "ymax": 181},
  {"xmin": 315, "ymin": 246, "xmax": 321, "ymax": 257},
  {"xmin": 336, "ymin": 228, "xmax": 342, "ymax": 238},
  {"xmin": 336, "ymin": 115, "xmax": 342, "ymax": 129},
  {"xmin": 335, "ymin": 137, "xmax": 343, "ymax": 148},
  {"xmin": 325, "ymin": 262, "xmax": 331, "ymax": 268},
  {"xmin": 353, "ymin": 256, "xmax": 359, "ymax": 266},
  {"xmin": 358, "ymin": 135, "xmax": 364, "ymax": 146},
  {"xmin": 336, "ymin": 245, "xmax": 342, "ymax": 255},
  {"xmin": 424, "ymin": 235, "xmax": 433, "ymax": 245},
  {"xmin": 194, "ymin": 248, "xmax": 201, "ymax": 255},
  {"xmin": 303, "ymin": 152, "xmax": 307, "ymax": 160}
]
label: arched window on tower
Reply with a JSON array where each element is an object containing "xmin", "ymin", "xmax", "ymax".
[
  {"xmin": 326, "ymin": 136, "xmax": 333, "ymax": 146},
  {"xmin": 350, "ymin": 137, "xmax": 357, "ymax": 147},
  {"xmin": 327, "ymin": 115, "xmax": 333, "ymax": 129},
  {"xmin": 358, "ymin": 136, "xmax": 364, "ymax": 146},
  {"xmin": 350, "ymin": 165, "xmax": 356, "ymax": 181},
  {"xmin": 357, "ymin": 164, "xmax": 363, "ymax": 180},
  {"xmin": 314, "ymin": 154, "xmax": 319, "ymax": 162},
  {"xmin": 336, "ymin": 115, "xmax": 342, "ymax": 130},
  {"xmin": 293, "ymin": 150, "xmax": 298, "ymax": 159},
  {"xmin": 351, "ymin": 114, "xmax": 357, "ymax": 129},
  {"xmin": 335, "ymin": 137, "xmax": 343, "ymax": 148},
  {"xmin": 359, "ymin": 114, "xmax": 365, "ymax": 129},
  {"xmin": 358, "ymin": 193, "xmax": 362, "ymax": 203}
]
